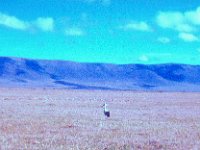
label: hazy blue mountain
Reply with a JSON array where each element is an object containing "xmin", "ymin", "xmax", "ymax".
[{"xmin": 0, "ymin": 57, "xmax": 200, "ymax": 91}]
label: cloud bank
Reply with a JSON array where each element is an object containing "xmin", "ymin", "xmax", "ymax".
[
  {"xmin": 121, "ymin": 21, "xmax": 152, "ymax": 32},
  {"xmin": 0, "ymin": 12, "xmax": 29, "ymax": 30},
  {"xmin": 0, "ymin": 12, "xmax": 54, "ymax": 32},
  {"xmin": 35, "ymin": 17, "xmax": 54, "ymax": 32},
  {"xmin": 178, "ymin": 32, "xmax": 198, "ymax": 42},
  {"xmin": 65, "ymin": 27, "xmax": 85, "ymax": 36},
  {"xmin": 156, "ymin": 7, "xmax": 200, "ymax": 42}
]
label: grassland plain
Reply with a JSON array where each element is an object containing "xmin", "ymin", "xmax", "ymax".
[{"xmin": 0, "ymin": 88, "xmax": 200, "ymax": 149}]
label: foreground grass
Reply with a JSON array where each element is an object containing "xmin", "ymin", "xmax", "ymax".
[{"xmin": 0, "ymin": 88, "xmax": 200, "ymax": 149}]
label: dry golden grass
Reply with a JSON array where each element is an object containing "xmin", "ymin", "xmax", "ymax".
[{"xmin": 0, "ymin": 88, "xmax": 200, "ymax": 149}]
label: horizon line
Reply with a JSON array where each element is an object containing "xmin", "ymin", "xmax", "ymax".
[{"xmin": 0, "ymin": 55, "xmax": 199, "ymax": 66}]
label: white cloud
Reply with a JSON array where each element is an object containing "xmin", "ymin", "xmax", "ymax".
[
  {"xmin": 0, "ymin": 12, "xmax": 54, "ymax": 32},
  {"xmin": 138, "ymin": 53, "xmax": 172, "ymax": 62},
  {"xmin": 197, "ymin": 48, "xmax": 200, "ymax": 53},
  {"xmin": 156, "ymin": 7, "xmax": 200, "ymax": 33},
  {"xmin": 0, "ymin": 12, "xmax": 29, "ymax": 30},
  {"xmin": 121, "ymin": 21, "xmax": 152, "ymax": 32},
  {"xmin": 178, "ymin": 32, "xmax": 198, "ymax": 42},
  {"xmin": 156, "ymin": 11, "xmax": 195, "ymax": 32},
  {"xmin": 158, "ymin": 37, "xmax": 171, "ymax": 44},
  {"xmin": 185, "ymin": 7, "xmax": 200, "ymax": 25},
  {"xmin": 139, "ymin": 55, "xmax": 149, "ymax": 62},
  {"xmin": 65, "ymin": 28, "xmax": 85, "ymax": 36},
  {"xmin": 35, "ymin": 17, "xmax": 54, "ymax": 31},
  {"xmin": 156, "ymin": 12, "xmax": 184, "ymax": 29}
]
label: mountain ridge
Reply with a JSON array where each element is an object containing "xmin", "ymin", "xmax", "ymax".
[{"xmin": 0, "ymin": 56, "xmax": 200, "ymax": 91}]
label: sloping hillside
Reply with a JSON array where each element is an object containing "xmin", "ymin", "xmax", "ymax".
[{"xmin": 0, "ymin": 57, "xmax": 200, "ymax": 91}]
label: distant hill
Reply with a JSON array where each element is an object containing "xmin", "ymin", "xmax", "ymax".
[{"xmin": 0, "ymin": 56, "xmax": 200, "ymax": 91}]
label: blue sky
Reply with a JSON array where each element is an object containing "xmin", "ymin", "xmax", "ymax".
[{"xmin": 0, "ymin": 0, "xmax": 200, "ymax": 64}]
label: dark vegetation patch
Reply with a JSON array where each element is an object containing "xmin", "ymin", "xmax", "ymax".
[
  {"xmin": 25, "ymin": 60, "xmax": 44, "ymax": 73},
  {"xmin": 142, "ymin": 84, "xmax": 155, "ymax": 89},
  {"xmin": 54, "ymin": 80, "xmax": 115, "ymax": 90},
  {"xmin": 152, "ymin": 65, "xmax": 185, "ymax": 82},
  {"xmin": 15, "ymin": 69, "xmax": 26, "ymax": 76},
  {"xmin": 0, "ymin": 57, "xmax": 15, "ymax": 76}
]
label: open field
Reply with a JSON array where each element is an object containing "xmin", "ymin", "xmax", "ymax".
[{"xmin": 0, "ymin": 88, "xmax": 200, "ymax": 149}]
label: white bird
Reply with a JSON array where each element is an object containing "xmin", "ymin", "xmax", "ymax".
[{"xmin": 103, "ymin": 103, "xmax": 110, "ymax": 117}]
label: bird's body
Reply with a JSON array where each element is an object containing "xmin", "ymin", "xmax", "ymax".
[{"xmin": 103, "ymin": 103, "xmax": 110, "ymax": 117}]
